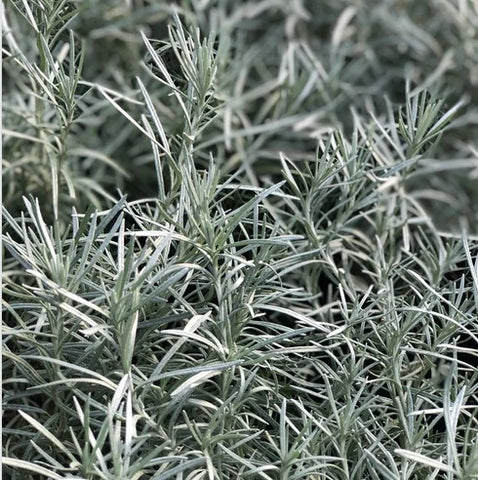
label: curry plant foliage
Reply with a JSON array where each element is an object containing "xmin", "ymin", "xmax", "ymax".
[{"xmin": 2, "ymin": 1, "xmax": 478, "ymax": 479}]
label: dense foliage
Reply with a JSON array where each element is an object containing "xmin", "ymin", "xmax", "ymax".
[{"xmin": 3, "ymin": 1, "xmax": 478, "ymax": 479}]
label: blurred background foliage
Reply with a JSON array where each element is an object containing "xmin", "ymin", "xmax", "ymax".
[{"xmin": 3, "ymin": 0, "xmax": 477, "ymax": 226}]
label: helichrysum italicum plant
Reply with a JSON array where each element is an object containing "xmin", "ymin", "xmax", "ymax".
[{"xmin": 3, "ymin": 1, "xmax": 478, "ymax": 479}]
